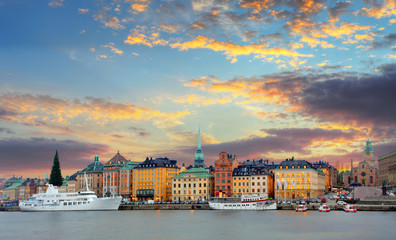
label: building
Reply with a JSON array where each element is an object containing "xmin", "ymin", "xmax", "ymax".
[
  {"xmin": 232, "ymin": 159, "xmax": 274, "ymax": 198},
  {"xmin": 274, "ymin": 157, "xmax": 326, "ymax": 199},
  {"xmin": 132, "ymin": 157, "xmax": 179, "ymax": 202},
  {"xmin": 378, "ymin": 149, "xmax": 396, "ymax": 191},
  {"xmin": 172, "ymin": 167, "xmax": 214, "ymax": 202},
  {"xmin": 172, "ymin": 130, "xmax": 214, "ymax": 202},
  {"xmin": 119, "ymin": 160, "xmax": 140, "ymax": 201},
  {"xmin": 67, "ymin": 173, "xmax": 78, "ymax": 193},
  {"xmin": 214, "ymin": 152, "xmax": 239, "ymax": 197},
  {"xmin": 344, "ymin": 140, "xmax": 379, "ymax": 186},
  {"xmin": 103, "ymin": 152, "xmax": 128, "ymax": 197},
  {"xmin": 312, "ymin": 161, "xmax": 338, "ymax": 191},
  {"xmin": 79, "ymin": 155, "xmax": 105, "ymax": 196},
  {"xmin": 3, "ymin": 182, "xmax": 23, "ymax": 201}
]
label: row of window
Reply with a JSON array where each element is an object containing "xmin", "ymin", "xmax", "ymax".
[
  {"xmin": 279, "ymin": 165, "xmax": 307, "ymax": 169},
  {"xmin": 277, "ymin": 172, "xmax": 310, "ymax": 177},
  {"xmin": 173, "ymin": 189, "xmax": 207, "ymax": 194},
  {"xmin": 216, "ymin": 173, "xmax": 231, "ymax": 177},
  {"xmin": 216, "ymin": 179, "xmax": 231, "ymax": 183},
  {"xmin": 173, "ymin": 183, "xmax": 207, "ymax": 188}
]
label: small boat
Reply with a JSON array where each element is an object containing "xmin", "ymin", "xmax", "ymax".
[
  {"xmin": 343, "ymin": 204, "xmax": 357, "ymax": 213},
  {"xmin": 318, "ymin": 204, "xmax": 330, "ymax": 212},
  {"xmin": 19, "ymin": 173, "xmax": 122, "ymax": 211},
  {"xmin": 209, "ymin": 194, "xmax": 276, "ymax": 210},
  {"xmin": 296, "ymin": 204, "xmax": 307, "ymax": 212}
]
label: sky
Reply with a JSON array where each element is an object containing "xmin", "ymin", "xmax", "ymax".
[{"xmin": 0, "ymin": 0, "xmax": 395, "ymax": 178}]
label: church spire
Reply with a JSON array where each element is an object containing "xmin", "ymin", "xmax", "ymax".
[{"xmin": 194, "ymin": 127, "xmax": 204, "ymax": 167}]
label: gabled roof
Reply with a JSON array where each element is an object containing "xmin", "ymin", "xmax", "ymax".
[
  {"xmin": 135, "ymin": 157, "xmax": 179, "ymax": 169},
  {"xmin": 172, "ymin": 167, "xmax": 213, "ymax": 179},
  {"xmin": 105, "ymin": 152, "xmax": 128, "ymax": 166}
]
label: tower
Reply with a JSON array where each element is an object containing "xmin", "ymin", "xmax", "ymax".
[
  {"xmin": 363, "ymin": 139, "xmax": 375, "ymax": 167},
  {"xmin": 194, "ymin": 127, "xmax": 205, "ymax": 167}
]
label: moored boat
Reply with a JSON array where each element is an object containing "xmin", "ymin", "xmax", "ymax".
[
  {"xmin": 296, "ymin": 204, "xmax": 307, "ymax": 212},
  {"xmin": 343, "ymin": 204, "xmax": 357, "ymax": 213},
  {"xmin": 318, "ymin": 204, "xmax": 330, "ymax": 212},
  {"xmin": 209, "ymin": 194, "xmax": 276, "ymax": 210},
  {"xmin": 19, "ymin": 174, "xmax": 121, "ymax": 211}
]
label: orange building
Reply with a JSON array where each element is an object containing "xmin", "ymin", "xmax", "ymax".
[
  {"xmin": 132, "ymin": 157, "xmax": 179, "ymax": 202},
  {"xmin": 214, "ymin": 152, "xmax": 239, "ymax": 197},
  {"xmin": 119, "ymin": 161, "xmax": 140, "ymax": 201}
]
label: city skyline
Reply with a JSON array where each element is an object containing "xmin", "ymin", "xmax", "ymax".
[{"xmin": 1, "ymin": 0, "xmax": 396, "ymax": 178}]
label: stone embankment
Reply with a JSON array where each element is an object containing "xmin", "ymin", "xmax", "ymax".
[{"xmin": 119, "ymin": 204, "xmax": 211, "ymax": 210}]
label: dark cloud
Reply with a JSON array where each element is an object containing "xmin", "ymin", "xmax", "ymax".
[
  {"xmin": 158, "ymin": 127, "xmax": 360, "ymax": 166},
  {"xmin": 129, "ymin": 126, "xmax": 150, "ymax": 137},
  {"xmin": 327, "ymin": 1, "xmax": 352, "ymax": 21},
  {"xmin": 0, "ymin": 138, "xmax": 109, "ymax": 173},
  {"xmin": 260, "ymin": 33, "xmax": 283, "ymax": 41},
  {"xmin": 300, "ymin": 63, "xmax": 396, "ymax": 126},
  {"xmin": 0, "ymin": 108, "xmax": 17, "ymax": 120},
  {"xmin": 0, "ymin": 128, "xmax": 14, "ymax": 134},
  {"xmin": 244, "ymin": 30, "xmax": 257, "ymax": 40},
  {"xmin": 371, "ymin": 33, "xmax": 396, "ymax": 49}
]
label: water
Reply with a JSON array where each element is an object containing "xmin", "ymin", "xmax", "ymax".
[{"xmin": 1, "ymin": 210, "xmax": 395, "ymax": 240}]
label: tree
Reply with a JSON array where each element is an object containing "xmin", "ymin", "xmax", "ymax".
[{"xmin": 49, "ymin": 150, "xmax": 63, "ymax": 186}]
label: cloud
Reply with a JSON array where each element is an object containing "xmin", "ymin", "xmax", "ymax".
[
  {"xmin": 0, "ymin": 127, "xmax": 14, "ymax": 134},
  {"xmin": 78, "ymin": 8, "xmax": 89, "ymax": 14},
  {"xmin": 327, "ymin": 1, "xmax": 353, "ymax": 22},
  {"xmin": 0, "ymin": 138, "xmax": 109, "ymax": 173},
  {"xmin": 170, "ymin": 35, "xmax": 313, "ymax": 60},
  {"xmin": 189, "ymin": 21, "xmax": 207, "ymax": 30},
  {"xmin": 94, "ymin": 12, "xmax": 125, "ymax": 30},
  {"xmin": 0, "ymin": 93, "xmax": 190, "ymax": 126},
  {"xmin": 359, "ymin": 0, "xmax": 396, "ymax": 19},
  {"xmin": 371, "ymin": 33, "xmax": 396, "ymax": 49},
  {"xmin": 129, "ymin": 126, "xmax": 151, "ymax": 137},
  {"xmin": 101, "ymin": 43, "xmax": 123, "ymax": 55},
  {"xmin": 48, "ymin": 0, "xmax": 63, "ymax": 8},
  {"xmin": 124, "ymin": 27, "xmax": 168, "ymax": 47}
]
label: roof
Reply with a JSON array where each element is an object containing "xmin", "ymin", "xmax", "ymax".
[
  {"xmin": 172, "ymin": 167, "xmax": 213, "ymax": 179},
  {"xmin": 312, "ymin": 161, "xmax": 335, "ymax": 169},
  {"xmin": 82, "ymin": 155, "xmax": 104, "ymax": 172},
  {"xmin": 68, "ymin": 172, "xmax": 78, "ymax": 181},
  {"xmin": 4, "ymin": 182, "xmax": 23, "ymax": 190},
  {"xmin": 120, "ymin": 161, "xmax": 140, "ymax": 170},
  {"xmin": 233, "ymin": 161, "xmax": 271, "ymax": 176},
  {"xmin": 135, "ymin": 157, "xmax": 179, "ymax": 169},
  {"xmin": 276, "ymin": 158, "xmax": 316, "ymax": 170},
  {"xmin": 379, "ymin": 149, "xmax": 396, "ymax": 160},
  {"xmin": 105, "ymin": 152, "xmax": 128, "ymax": 166}
]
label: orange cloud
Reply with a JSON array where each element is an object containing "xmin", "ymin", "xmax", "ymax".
[
  {"xmin": 95, "ymin": 12, "xmax": 125, "ymax": 30},
  {"xmin": 239, "ymin": 0, "xmax": 274, "ymax": 13},
  {"xmin": 102, "ymin": 43, "xmax": 123, "ymax": 55},
  {"xmin": 360, "ymin": 0, "xmax": 396, "ymax": 19},
  {"xmin": 173, "ymin": 94, "xmax": 232, "ymax": 107},
  {"xmin": 170, "ymin": 35, "xmax": 313, "ymax": 60},
  {"xmin": 131, "ymin": 3, "xmax": 149, "ymax": 12},
  {"xmin": 78, "ymin": 8, "xmax": 89, "ymax": 14},
  {"xmin": 124, "ymin": 27, "xmax": 168, "ymax": 47},
  {"xmin": 300, "ymin": 36, "xmax": 335, "ymax": 48},
  {"xmin": 48, "ymin": 0, "xmax": 63, "ymax": 8}
]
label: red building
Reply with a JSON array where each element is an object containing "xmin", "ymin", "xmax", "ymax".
[{"xmin": 214, "ymin": 152, "xmax": 239, "ymax": 197}]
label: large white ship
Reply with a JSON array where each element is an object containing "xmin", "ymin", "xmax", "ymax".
[
  {"xmin": 19, "ymin": 175, "xmax": 121, "ymax": 212},
  {"xmin": 209, "ymin": 194, "xmax": 276, "ymax": 210}
]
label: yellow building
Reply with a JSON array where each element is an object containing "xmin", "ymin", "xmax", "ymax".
[
  {"xmin": 132, "ymin": 157, "xmax": 179, "ymax": 202},
  {"xmin": 232, "ymin": 175, "xmax": 251, "ymax": 196},
  {"xmin": 274, "ymin": 158, "xmax": 326, "ymax": 199}
]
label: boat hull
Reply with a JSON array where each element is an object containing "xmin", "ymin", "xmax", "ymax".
[
  {"xmin": 209, "ymin": 202, "xmax": 276, "ymax": 210},
  {"xmin": 19, "ymin": 197, "xmax": 122, "ymax": 212}
]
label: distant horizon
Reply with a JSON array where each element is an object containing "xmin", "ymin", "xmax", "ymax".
[{"xmin": 1, "ymin": 1, "xmax": 395, "ymax": 179}]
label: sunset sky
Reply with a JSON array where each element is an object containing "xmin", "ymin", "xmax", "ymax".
[{"xmin": 1, "ymin": 0, "xmax": 395, "ymax": 178}]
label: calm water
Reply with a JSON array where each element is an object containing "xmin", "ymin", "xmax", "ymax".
[{"xmin": 1, "ymin": 210, "xmax": 395, "ymax": 240}]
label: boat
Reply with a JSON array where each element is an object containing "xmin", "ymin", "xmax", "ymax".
[
  {"xmin": 19, "ymin": 173, "xmax": 122, "ymax": 211},
  {"xmin": 343, "ymin": 204, "xmax": 357, "ymax": 213},
  {"xmin": 208, "ymin": 194, "xmax": 276, "ymax": 210},
  {"xmin": 296, "ymin": 204, "xmax": 307, "ymax": 212},
  {"xmin": 318, "ymin": 204, "xmax": 330, "ymax": 212}
]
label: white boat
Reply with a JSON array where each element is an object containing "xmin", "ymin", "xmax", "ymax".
[
  {"xmin": 209, "ymin": 194, "xmax": 276, "ymax": 210},
  {"xmin": 296, "ymin": 204, "xmax": 307, "ymax": 212},
  {"xmin": 343, "ymin": 204, "xmax": 357, "ymax": 213},
  {"xmin": 19, "ymin": 174, "xmax": 121, "ymax": 212},
  {"xmin": 318, "ymin": 204, "xmax": 330, "ymax": 212}
]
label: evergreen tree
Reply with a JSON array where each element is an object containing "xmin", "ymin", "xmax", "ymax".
[{"xmin": 49, "ymin": 150, "xmax": 63, "ymax": 186}]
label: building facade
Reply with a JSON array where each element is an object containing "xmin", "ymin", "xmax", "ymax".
[
  {"xmin": 103, "ymin": 152, "xmax": 128, "ymax": 197},
  {"xmin": 172, "ymin": 167, "xmax": 214, "ymax": 202},
  {"xmin": 378, "ymin": 149, "xmax": 396, "ymax": 191},
  {"xmin": 132, "ymin": 157, "xmax": 179, "ymax": 202},
  {"xmin": 214, "ymin": 152, "xmax": 239, "ymax": 197},
  {"xmin": 274, "ymin": 157, "xmax": 326, "ymax": 199},
  {"xmin": 232, "ymin": 160, "xmax": 274, "ymax": 198},
  {"xmin": 312, "ymin": 161, "xmax": 338, "ymax": 191},
  {"xmin": 119, "ymin": 161, "xmax": 140, "ymax": 201},
  {"xmin": 79, "ymin": 155, "xmax": 104, "ymax": 197},
  {"xmin": 344, "ymin": 140, "xmax": 379, "ymax": 187}
]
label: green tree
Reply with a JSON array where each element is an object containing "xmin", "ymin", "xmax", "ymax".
[{"xmin": 49, "ymin": 150, "xmax": 63, "ymax": 186}]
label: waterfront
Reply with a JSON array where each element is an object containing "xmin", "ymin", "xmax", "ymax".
[{"xmin": 1, "ymin": 210, "xmax": 395, "ymax": 240}]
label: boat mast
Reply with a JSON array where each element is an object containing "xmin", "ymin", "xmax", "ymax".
[{"xmin": 84, "ymin": 171, "xmax": 90, "ymax": 191}]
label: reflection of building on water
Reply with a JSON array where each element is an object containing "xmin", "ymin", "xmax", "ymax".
[{"xmin": 344, "ymin": 140, "xmax": 379, "ymax": 187}]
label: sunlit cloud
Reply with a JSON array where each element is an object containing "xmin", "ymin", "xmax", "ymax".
[
  {"xmin": 78, "ymin": 8, "xmax": 89, "ymax": 14},
  {"xmin": 48, "ymin": 0, "xmax": 63, "ymax": 8}
]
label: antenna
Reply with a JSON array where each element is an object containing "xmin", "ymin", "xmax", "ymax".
[{"xmin": 84, "ymin": 172, "xmax": 90, "ymax": 191}]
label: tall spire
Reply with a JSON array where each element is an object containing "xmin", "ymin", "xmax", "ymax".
[{"xmin": 194, "ymin": 127, "xmax": 204, "ymax": 167}]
